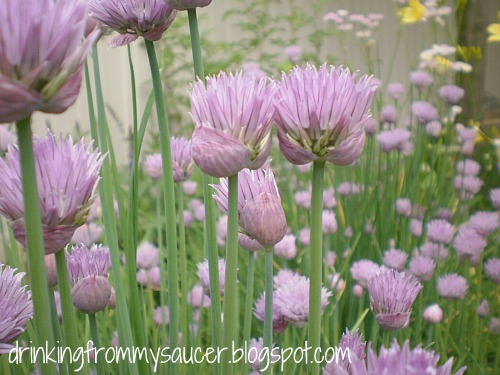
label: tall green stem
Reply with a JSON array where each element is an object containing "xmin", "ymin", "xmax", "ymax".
[
  {"xmin": 177, "ymin": 185, "xmax": 189, "ymax": 350},
  {"xmin": 15, "ymin": 118, "xmax": 57, "ymax": 375},
  {"xmin": 145, "ymin": 40, "xmax": 180, "ymax": 363},
  {"xmin": 221, "ymin": 174, "xmax": 239, "ymax": 374},
  {"xmin": 54, "ymin": 250, "xmax": 78, "ymax": 373},
  {"xmin": 187, "ymin": 8, "xmax": 223, "ymax": 353},
  {"xmin": 89, "ymin": 313, "xmax": 105, "ymax": 375},
  {"xmin": 241, "ymin": 252, "xmax": 256, "ymax": 375},
  {"xmin": 263, "ymin": 248, "xmax": 274, "ymax": 375},
  {"xmin": 308, "ymin": 160, "xmax": 325, "ymax": 375}
]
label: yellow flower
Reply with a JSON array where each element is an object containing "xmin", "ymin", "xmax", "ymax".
[
  {"xmin": 398, "ymin": 0, "xmax": 426, "ymax": 24},
  {"xmin": 487, "ymin": 23, "xmax": 500, "ymax": 42}
]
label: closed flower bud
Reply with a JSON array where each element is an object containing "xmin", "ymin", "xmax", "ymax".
[
  {"xmin": 423, "ymin": 304, "xmax": 443, "ymax": 324},
  {"xmin": 72, "ymin": 275, "xmax": 112, "ymax": 314}
]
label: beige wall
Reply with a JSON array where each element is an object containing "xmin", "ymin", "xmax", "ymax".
[{"xmin": 31, "ymin": 0, "xmax": 499, "ymax": 165}]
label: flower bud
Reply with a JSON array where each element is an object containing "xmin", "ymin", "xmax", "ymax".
[
  {"xmin": 423, "ymin": 304, "xmax": 443, "ymax": 324},
  {"xmin": 72, "ymin": 276, "xmax": 112, "ymax": 314}
]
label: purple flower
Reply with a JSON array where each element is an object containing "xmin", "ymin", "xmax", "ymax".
[
  {"xmin": 323, "ymin": 329, "xmax": 366, "ymax": 374},
  {"xmin": 382, "ymin": 248, "xmax": 408, "ymax": 271},
  {"xmin": 456, "ymin": 159, "xmax": 480, "ymax": 176},
  {"xmin": 187, "ymin": 283, "xmax": 211, "ymax": 308},
  {"xmin": 437, "ymin": 274, "xmax": 468, "ymax": 299},
  {"xmin": 0, "ymin": 264, "xmax": 33, "ymax": 354},
  {"xmin": 425, "ymin": 120, "xmax": 442, "ymax": 138},
  {"xmin": 0, "ymin": 0, "xmax": 99, "ymax": 123},
  {"xmin": 426, "ymin": 219, "xmax": 454, "ymax": 245},
  {"xmin": 171, "ymin": 137, "xmax": 194, "ymax": 183},
  {"xmin": 144, "ymin": 153, "xmax": 163, "ymax": 180},
  {"xmin": 368, "ymin": 268, "xmax": 422, "ymax": 330},
  {"xmin": 153, "ymin": 305, "xmax": 170, "ymax": 325},
  {"xmin": 322, "ymin": 210, "xmax": 338, "ymax": 234},
  {"xmin": 273, "ymin": 269, "xmax": 303, "ymax": 289},
  {"xmin": 387, "ymin": 83, "xmax": 405, "ymax": 100},
  {"xmin": 434, "ymin": 208, "xmax": 453, "ymax": 221},
  {"xmin": 410, "ymin": 70, "xmax": 433, "ymax": 89},
  {"xmin": 295, "ymin": 189, "xmax": 312, "ymax": 209},
  {"xmin": 377, "ymin": 128, "xmax": 411, "ymax": 153},
  {"xmin": 409, "ymin": 256, "xmax": 436, "ymax": 282},
  {"xmin": 254, "ymin": 292, "xmax": 289, "ymax": 333},
  {"xmin": 274, "ymin": 234, "xmax": 297, "ymax": 260},
  {"xmin": 417, "ymin": 242, "xmax": 448, "ymax": 262},
  {"xmin": 136, "ymin": 242, "xmax": 160, "ymax": 269},
  {"xmin": 364, "ymin": 118, "xmax": 378, "ymax": 136},
  {"xmin": 190, "ymin": 71, "xmax": 276, "ymax": 177},
  {"xmin": 490, "ymin": 188, "xmax": 500, "ymax": 209},
  {"xmin": 484, "ymin": 258, "xmax": 500, "ymax": 284},
  {"xmin": 72, "ymin": 223, "xmax": 103, "ymax": 247},
  {"xmin": 197, "ymin": 258, "xmax": 225, "ymax": 297},
  {"xmin": 438, "ymin": 84, "xmax": 465, "ymax": 105},
  {"xmin": 165, "ymin": 0, "xmax": 211, "ymax": 11},
  {"xmin": 423, "ymin": 304, "xmax": 443, "ymax": 324},
  {"xmin": 323, "ymin": 187, "xmax": 337, "ymax": 208},
  {"xmin": 410, "ymin": 218, "xmax": 423, "ymax": 238},
  {"xmin": 274, "ymin": 64, "xmax": 377, "ymax": 166},
  {"xmin": 247, "ymin": 337, "xmax": 267, "ymax": 372},
  {"xmin": 380, "ymin": 105, "xmax": 396, "ymax": 124},
  {"xmin": 89, "ymin": 0, "xmax": 176, "ymax": 48},
  {"xmin": 350, "ymin": 340, "xmax": 466, "ymax": 375},
  {"xmin": 239, "ymin": 233, "xmax": 263, "ymax": 252},
  {"xmin": 468, "ymin": 211, "xmax": 499, "ymax": 237},
  {"xmin": 350, "ymin": 260, "xmax": 380, "ymax": 289},
  {"xmin": 477, "ymin": 300, "xmax": 489, "ymax": 318},
  {"xmin": 183, "ymin": 181, "xmax": 198, "ymax": 196},
  {"xmin": 337, "ymin": 182, "xmax": 363, "ymax": 197},
  {"xmin": 412, "ymin": 101, "xmax": 438, "ymax": 125},
  {"xmin": 0, "ymin": 132, "xmax": 104, "ymax": 254},
  {"xmin": 453, "ymin": 225, "xmax": 487, "ymax": 265},
  {"xmin": 212, "ymin": 166, "xmax": 287, "ymax": 247},
  {"xmin": 0, "ymin": 127, "xmax": 16, "ymax": 155},
  {"xmin": 285, "ymin": 45, "xmax": 303, "ymax": 64},
  {"xmin": 67, "ymin": 244, "xmax": 112, "ymax": 313},
  {"xmin": 454, "ymin": 175, "xmax": 483, "ymax": 200},
  {"xmin": 395, "ymin": 198, "xmax": 412, "ymax": 217},
  {"xmin": 299, "ymin": 227, "xmax": 311, "ymax": 245},
  {"xmin": 274, "ymin": 274, "xmax": 331, "ymax": 327}
]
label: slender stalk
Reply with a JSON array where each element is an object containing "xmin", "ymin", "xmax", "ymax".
[
  {"xmin": 156, "ymin": 184, "xmax": 168, "ymax": 358},
  {"xmin": 144, "ymin": 40, "xmax": 180, "ymax": 364},
  {"xmin": 177, "ymin": 185, "xmax": 189, "ymax": 349},
  {"xmin": 15, "ymin": 118, "xmax": 57, "ymax": 375},
  {"xmin": 308, "ymin": 160, "xmax": 325, "ymax": 375},
  {"xmin": 241, "ymin": 252, "xmax": 256, "ymax": 375},
  {"xmin": 89, "ymin": 48, "xmax": 139, "ymax": 375},
  {"xmin": 48, "ymin": 290, "xmax": 67, "ymax": 375},
  {"xmin": 187, "ymin": 8, "xmax": 223, "ymax": 353},
  {"xmin": 221, "ymin": 174, "xmax": 239, "ymax": 374},
  {"xmin": 54, "ymin": 250, "xmax": 78, "ymax": 373},
  {"xmin": 89, "ymin": 314, "xmax": 105, "ymax": 375},
  {"xmin": 263, "ymin": 248, "xmax": 274, "ymax": 375}
]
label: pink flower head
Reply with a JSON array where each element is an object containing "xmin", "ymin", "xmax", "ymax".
[
  {"xmin": 387, "ymin": 83, "xmax": 405, "ymax": 100},
  {"xmin": 274, "ymin": 64, "xmax": 377, "ymax": 166},
  {"xmin": 254, "ymin": 291, "xmax": 289, "ymax": 333},
  {"xmin": 274, "ymin": 234, "xmax": 297, "ymax": 260},
  {"xmin": 190, "ymin": 71, "xmax": 276, "ymax": 177},
  {"xmin": 438, "ymin": 84, "xmax": 465, "ymax": 105},
  {"xmin": 350, "ymin": 259, "xmax": 380, "ymax": 289},
  {"xmin": 412, "ymin": 101, "xmax": 438, "ymax": 125},
  {"xmin": 437, "ymin": 274, "xmax": 468, "ymax": 299},
  {"xmin": 88, "ymin": 0, "xmax": 176, "ymax": 48},
  {"xmin": 0, "ymin": 0, "xmax": 99, "ymax": 123},
  {"xmin": 170, "ymin": 136, "xmax": 194, "ymax": 183},
  {"xmin": 0, "ymin": 131, "xmax": 104, "ymax": 254},
  {"xmin": 377, "ymin": 128, "xmax": 411, "ymax": 153},
  {"xmin": 0, "ymin": 264, "xmax": 33, "ymax": 354},
  {"xmin": 423, "ymin": 304, "xmax": 443, "ymax": 324},
  {"xmin": 144, "ymin": 153, "xmax": 163, "ymax": 180},
  {"xmin": 410, "ymin": 70, "xmax": 433, "ymax": 89},
  {"xmin": 212, "ymin": 165, "xmax": 287, "ymax": 248}
]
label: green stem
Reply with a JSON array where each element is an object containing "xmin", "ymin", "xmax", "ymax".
[
  {"xmin": 263, "ymin": 248, "xmax": 274, "ymax": 375},
  {"xmin": 15, "ymin": 118, "xmax": 56, "ymax": 375},
  {"xmin": 177, "ymin": 185, "xmax": 189, "ymax": 349},
  {"xmin": 89, "ymin": 313, "xmax": 105, "ymax": 375},
  {"xmin": 54, "ymin": 250, "xmax": 78, "ymax": 373},
  {"xmin": 241, "ymin": 252, "xmax": 255, "ymax": 375},
  {"xmin": 156, "ymin": 185, "xmax": 168, "ymax": 358},
  {"xmin": 188, "ymin": 9, "xmax": 205, "ymax": 80},
  {"xmin": 89, "ymin": 47, "xmax": 139, "ymax": 375},
  {"xmin": 308, "ymin": 161, "xmax": 325, "ymax": 375},
  {"xmin": 144, "ymin": 40, "xmax": 180, "ymax": 363},
  {"xmin": 221, "ymin": 174, "xmax": 239, "ymax": 374}
]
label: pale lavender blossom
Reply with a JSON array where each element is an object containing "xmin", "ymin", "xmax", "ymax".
[
  {"xmin": 89, "ymin": 0, "xmax": 176, "ymax": 47},
  {"xmin": 216, "ymin": 215, "xmax": 228, "ymax": 246},
  {"xmin": 412, "ymin": 101, "xmax": 438, "ymax": 125},
  {"xmin": 285, "ymin": 45, "xmax": 303, "ymax": 64},
  {"xmin": 144, "ymin": 153, "xmax": 163, "ymax": 180},
  {"xmin": 426, "ymin": 219, "xmax": 454, "ymax": 245},
  {"xmin": 71, "ymin": 222, "xmax": 103, "ymax": 247},
  {"xmin": 417, "ymin": 242, "xmax": 448, "ymax": 262},
  {"xmin": 190, "ymin": 71, "xmax": 276, "ymax": 177},
  {"xmin": 380, "ymin": 105, "xmax": 397, "ymax": 124},
  {"xmin": 489, "ymin": 318, "xmax": 500, "ymax": 334},
  {"xmin": 295, "ymin": 189, "xmax": 312, "ymax": 209},
  {"xmin": 136, "ymin": 242, "xmax": 160, "ymax": 269},
  {"xmin": 323, "ymin": 329, "xmax": 366, "ymax": 374},
  {"xmin": 456, "ymin": 159, "xmax": 480, "ymax": 176},
  {"xmin": 197, "ymin": 258, "xmax": 225, "ymax": 297},
  {"xmin": 395, "ymin": 198, "xmax": 412, "ymax": 217},
  {"xmin": 368, "ymin": 268, "xmax": 422, "ymax": 330},
  {"xmin": 247, "ymin": 338, "xmax": 266, "ymax": 372},
  {"xmin": 337, "ymin": 182, "xmax": 363, "ymax": 196},
  {"xmin": 0, "ymin": 132, "xmax": 104, "ymax": 254},
  {"xmin": 187, "ymin": 284, "xmax": 211, "ymax": 308},
  {"xmin": 410, "ymin": 70, "xmax": 433, "ymax": 89},
  {"xmin": 377, "ymin": 128, "xmax": 411, "ymax": 153},
  {"xmin": 453, "ymin": 225, "xmax": 487, "ymax": 265},
  {"xmin": 0, "ymin": 264, "xmax": 33, "ymax": 354},
  {"xmin": 274, "ymin": 275, "xmax": 331, "ymax": 327},
  {"xmin": 468, "ymin": 211, "xmax": 499, "ymax": 237},
  {"xmin": 299, "ymin": 227, "xmax": 311, "ymax": 245},
  {"xmin": 425, "ymin": 120, "xmax": 442, "ymax": 137},
  {"xmin": 239, "ymin": 233, "xmax": 263, "ymax": 252},
  {"xmin": 477, "ymin": 300, "xmax": 489, "ymax": 318},
  {"xmin": 327, "ymin": 251, "xmax": 336, "ymax": 268},
  {"xmin": 350, "ymin": 340, "xmax": 466, "ymax": 375},
  {"xmin": 273, "ymin": 269, "xmax": 303, "ymax": 289},
  {"xmin": 454, "ymin": 175, "xmax": 483, "ymax": 200},
  {"xmin": 423, "ymin": 304, "xmax": 443, "ymax": 324},
  {"xmin": 212, "ymin": 166, "xmax": 287, "ymax": 247},
  {"xmin": 382, "ymin": 248, "xmax": 408, "ymax": 271},
  {"xmin": 437, "ymin": 274, "xmax": 468, "ymax": 299},
  {"xmin": 434, "ymin": 208, "xmax": 453, "ymax": 221},
  {"xmin": 490, "ymin": 188, "xmax": 500, "ymax": 209},
  {"xmin": 274, "ymin": 234, "xmax": 297, "ymax": 260},
  {"xmin": 322, "ymin": 210, "xmax": 338, "ymax": 234},
  {"xmin": 0, "ymin": 127, "xmax": 16, "ymax": 155},
  {"xmin": 484, "ymin": 258, "xmax": 500, "ymax": 284},
  {"xmin": 182, "ymin": 181, "xmax": 197, "ymax": 196},
  {"xmin": 328, "ymin": 273, "xmax": 345, "ymax": 293},
  {"xmin": 438, "ymin": 84, "xmax": 465, "ymax": 105},
  {"xmin": 387, "ymin": 83, "xmax": 405, "ymax": 100},
  {"xmin": 350, "ymin": 260, "xmax": 380, "ymax": 289},
  {"xmin": 0, "ymin": 0, "xmax": 99, "ymax": 123},
  {"xmin": 153, "ymin": 306, "xmax": 170, "ymax": 325},
  {"xmin": 274, "ymin": 64, "xmax": 377, "ymax": 166},
  {"xmin": 410, "ymin": 218, "xmax": 423, "ymax": 237},
  {"xmin": 67, "ymin": 244, "xmax": 112, "ymax": 313},
  {"xmin": 183, "ymin": 210, "xmax": 193, "ymax": 227},
  {"xmin": 170, "ymin": 137, "xmax": 194, "ymax": 183},
  {"xmin": 323, "ymin": 187, "xmax": 337, "ymax": 209},
  {"xmin": 364, "ymin": 118, "xmax": 378, "ymax": 136},
  {"xmin": 409, "ymin": 256, "xmax": 436, "ymax": 282},
  {"xmin": 254, "ymin": 292, "xmax": 289, "ymax": 333},
  {"xmin": 344, "ymin": 226, "xmax": 353, "ymax": 239}
]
